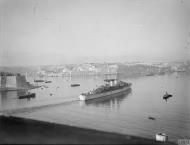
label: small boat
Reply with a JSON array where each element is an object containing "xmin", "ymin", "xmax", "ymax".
[
  {"xmin": 156, "ymin": 133, "xmax": 168, "ymax": 142},
  {"xmin": 163, "ymin": 92, "xmax": 172, "ymax": 101},
  {"xmin": 148, "ymin": 116, "xmax": 156, "ymax": 120},
  {"xmin": 18, "ymin": 93, "xmax": 36, "ymax": 99},
  {"xmin": 34, "ymin": 79, "xmax": 44, "ymax": 82},
  {"xmin": 71, "ymin": 84, "xmax": 80, "ymax": 87},
  {"xmin": 45, "ymin": 80, "xmax": 52, "ymax": 83},
  {"xmin": 146, "ymin": 73, "xmax": 154, "ymax": 76}
]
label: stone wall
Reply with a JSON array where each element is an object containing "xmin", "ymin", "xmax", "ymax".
[
  {"xmin": 0, "ymin": 76, "xmax": 7, "ymax": 88},
  {"xmin": 0, "ymin": 75, "xmax": 29, "ymax": 88},
  {"xmin": 16, "ymin": 75, "xmax": 27, "ymax": 88},
  {"xmin": 6, "ymin": 76, "xmax": 17, "ymax": 88}
]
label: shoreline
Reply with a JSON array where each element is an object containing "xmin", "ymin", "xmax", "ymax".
[{"xmin": 0, "ymin": 115, "xmax": 176, "ymax": 144}]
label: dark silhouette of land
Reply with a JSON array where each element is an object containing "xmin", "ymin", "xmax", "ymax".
[{"xmin": 0, "ymin": 116, "xmax": 176, "ymax": 144}]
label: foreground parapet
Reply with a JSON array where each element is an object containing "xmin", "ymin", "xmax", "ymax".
[{"xmin": 0, "ymin": 116, "xmax": 176, "ymax": 144}]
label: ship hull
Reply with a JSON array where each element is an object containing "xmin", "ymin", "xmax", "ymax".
[
  {"xmin": 79, "ymin": 86, "xmax": 131, "ymax": 101},
  {"xmin": 18, "ymin": 93, "xmax": 36, "ymax": 99}
]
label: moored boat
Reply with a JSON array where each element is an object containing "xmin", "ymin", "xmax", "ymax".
[
  {"xmin": 163, "ymin": 92, "xmax": 172, "ymax": 101},
  {"xmin": 45, "ymin": 80, "xmax": 52, "ymax": 83},
  {"xmin": 34, "ymin": 79, "xmax": 44, "ymax": 83},
  {"xmin": 79, "ymin": 79, "xmax": 131, "ymax": 101},
  {"xmin": 71, "ymin": 84, "xmax": 80, "ymax": 87},
  {"xmin": 146, "ymin": 73, "xmax": 154, "ymax": 76},
  {"xmin": 18, "ymin": 92, "xmax": 36, "ymax": 99},
  {"xmin": 148, "ymin": 116, "xmax": 156, "ymax": 120}
]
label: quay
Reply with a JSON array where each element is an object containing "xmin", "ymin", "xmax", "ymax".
[{"xmin": 0, "ymin": 115, "xmax": 176, "ymax": 144}]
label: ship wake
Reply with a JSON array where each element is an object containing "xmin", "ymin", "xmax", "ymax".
[{"xmin": 0, "ymin": 99, "xmax": 79, "ymax": 116}]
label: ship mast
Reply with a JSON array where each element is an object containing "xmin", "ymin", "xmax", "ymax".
[
  {"xmin": 25, "ymin": 72, "xmax": 28, "ymax": 81},
  {"xmin": 105, "ymin": 62, "xmax": 109, "ymax": 80}
]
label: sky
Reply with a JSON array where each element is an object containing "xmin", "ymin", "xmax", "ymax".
[{"xmin": 0, "ymin": 0, "xmax": 190, "ymax": 66}]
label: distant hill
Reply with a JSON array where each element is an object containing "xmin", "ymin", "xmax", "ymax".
[{"xmin": 0, "ymin": 61, "xmax": 189, "ymax": 77}]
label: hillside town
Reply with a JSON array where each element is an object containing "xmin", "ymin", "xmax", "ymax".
[{"xmin": 0, "ymin": 61, "xmax": 189, "ymax": 78}]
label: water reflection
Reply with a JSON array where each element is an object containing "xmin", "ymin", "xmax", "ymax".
[
  {"xmin": 0, "ymin": 90, "xmax": 30, "ymax": 98},
  {"xmin": 0, "ymin": 91, "xmax": 8, "ymax": 97},
  {"xmin": 17, "ymin": 90, "xmax": 29, "ymax": 96},
  {"xmin": 81, "ymin": 88, "xmax": 132, "ymax": 109},
  {"xmin": 0, "ymin": 90, "xmax": 33, "ymax": 110},
  {"xmin": 0, "ymin": 91, "xmax": 18, "ymax": 110},
  {"xmin": 0, "ymin": 92, "xmax": 9, "ymax": 108}
]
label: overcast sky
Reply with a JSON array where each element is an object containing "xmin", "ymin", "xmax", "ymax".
[{"xmin": 0, "ymin": 0, "xmax": 190, "ymax": 66}]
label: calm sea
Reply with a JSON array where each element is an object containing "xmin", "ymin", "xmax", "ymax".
[{"xmin": 0, "ymin": 73, "xmax": 190, "ymax": 143}]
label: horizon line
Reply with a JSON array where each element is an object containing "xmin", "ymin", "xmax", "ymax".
[{"xmin": 0, "ymin": 60, "xmax": 189, "ymax": 68}]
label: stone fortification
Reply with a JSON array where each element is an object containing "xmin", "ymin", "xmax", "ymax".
[{"xmin": 0, "ymin": 73, "xmax": 34, "ymax": 90}]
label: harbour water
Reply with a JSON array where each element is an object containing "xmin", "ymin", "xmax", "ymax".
[{"xmin": 0, "ymin": 73, "xmax": 190, "ymax": 143}]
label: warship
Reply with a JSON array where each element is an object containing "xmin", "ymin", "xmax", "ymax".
[{"xmin": 79, "ymin": 79, "xmax": 132, "ymax": 101}]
